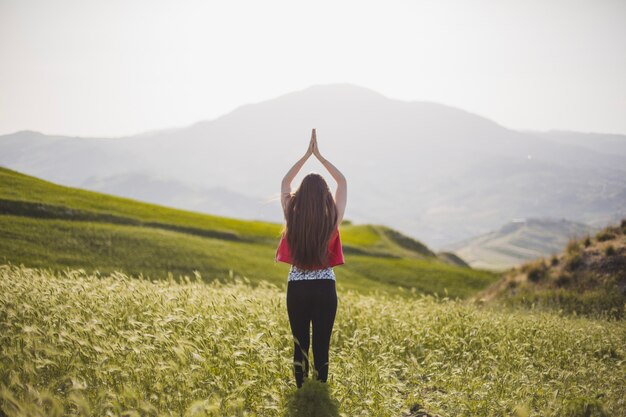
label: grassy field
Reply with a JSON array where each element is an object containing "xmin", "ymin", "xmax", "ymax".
[
  {"xmin": 1, "ymin": 265, "xmax": 624, "ymax": 417},
  {"xmin": 0, "ymin": 167, "xmax": 497, "ymax": 298}
]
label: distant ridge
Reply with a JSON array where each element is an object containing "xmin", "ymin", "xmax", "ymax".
[
  {"xmin": 444, "ymin": 218, "xmax": 599, "ymax": 270},
  {"xmin": 1, "ymin": 83, "xmax": 625, "ymax": 249}
]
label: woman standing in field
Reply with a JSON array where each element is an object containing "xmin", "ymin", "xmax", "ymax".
[{"xmin": 275, "ymin": 128, "xmax": 347, "ymax": 389}]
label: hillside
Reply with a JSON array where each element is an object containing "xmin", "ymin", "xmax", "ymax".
[
  {"xmin": 2, "ymin": 84, "xmax": 625, "ymax": 249},
  {"xmin": 0, "ymin": 167, "xmax": 496, "ymax": 298},
  {"xmin": 444, "ymin": 218, "xmax": 599, "ymax": 270},
  {"xmin": 477, "ymin": 219, "xmax": 626, "ymax": 318}
]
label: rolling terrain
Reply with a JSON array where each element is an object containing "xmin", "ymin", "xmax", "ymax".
[
  {"xmin": 477, "ymin": 219, "xmax": 626, "ymax": 318},
  {"xmin": 444, "ymin": 218, "xmax": 599, "ymax": 270},
  {"xmin": 1, "ymin": 169, "xmax": 624, "ymax": 416},
  {"xmin": 0, "ymin": 167, "xmax": 496, "ymax": 299}
]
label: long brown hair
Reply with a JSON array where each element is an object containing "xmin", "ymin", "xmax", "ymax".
[{"xmin": 284, "ymin": 173, "xmax": 338, "ymax": 269}]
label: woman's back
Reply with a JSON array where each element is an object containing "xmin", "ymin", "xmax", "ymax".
[{"xmin": 280, "ymin": 128, "xmax": 346, "ymax": 388}]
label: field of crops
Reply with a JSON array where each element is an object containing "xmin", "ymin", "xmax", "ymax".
[{"xmin": 1, "ymin": 265, "xmax": 624, "ymax": 417}]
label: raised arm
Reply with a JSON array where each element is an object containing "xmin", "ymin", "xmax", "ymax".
[
  {"xmin": 280, "ymin": 135, "xmax": 314, "ymax": 220},
  {"xmin": 311, "ymin": 129, "xmax": 347, "ymax": 228}
]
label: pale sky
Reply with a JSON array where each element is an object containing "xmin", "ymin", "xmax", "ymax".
[{"xmin": 1, "ymin": 0, "xmax": 625, "ymax": 137}]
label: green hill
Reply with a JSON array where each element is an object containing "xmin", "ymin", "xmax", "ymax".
[
  {"xmin": 0, "ymin": 167, "xmax": 497, "ymax": 298},
  {"xmin": 477, "ymin": 219, "xmax": 626, "ymax": 318}
]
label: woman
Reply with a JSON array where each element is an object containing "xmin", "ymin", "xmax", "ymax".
[{"xmin": 275, "ymin": 128, "xmax": 347, "ymax": 389}]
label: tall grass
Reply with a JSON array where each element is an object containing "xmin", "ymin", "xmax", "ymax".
[{"xmin": 1, "ymin": 265, "xmax": 625, "ymax": 416}]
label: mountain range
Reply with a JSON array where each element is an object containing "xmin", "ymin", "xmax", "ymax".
[{"xmin": 1, "ymin": 83, "xmax": 625, "ymax": 249}]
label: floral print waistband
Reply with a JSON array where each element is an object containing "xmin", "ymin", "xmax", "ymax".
[{"xmin": 288, "ymin": 265, "xmax": 336, "ymax": 281}]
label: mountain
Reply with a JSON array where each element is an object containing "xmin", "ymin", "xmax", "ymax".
[
  {"xmin": 2, "ymin": 83, "xmax": 625, "ymax": 249},
  {"xmin": 523, "ymin": 129, "xmax": 626, "ymax": 157},
  {"xmin": 0, "ymin": 166, "xmax": 496, "ymax": 298},
  {"xmin": 476, "ymin": 219, "xmax": 626, "ymax": 318},
  {"xmin": 444, "ymin": 218, "xmax": 599, "ymax": 270},
  {"xmin": 80, "ymin": 172, "xmax": 278, "ymax": 220}
]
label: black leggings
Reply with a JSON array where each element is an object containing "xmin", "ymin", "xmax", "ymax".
[{"xmin": 286, "ymin": 279, "xmax": 338, "ymax": 388}]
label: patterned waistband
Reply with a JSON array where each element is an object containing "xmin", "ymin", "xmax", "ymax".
[{"xmin": 288, "ymin": 265, "xmax": 336, "ymax": 281}]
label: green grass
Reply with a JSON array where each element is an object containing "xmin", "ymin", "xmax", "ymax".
[
  {"xmin": 0, "ymin": 215, "xmax": 397, "ymax": 296},
  {"xmin": 0, "ymin": 167, "xmax": 497, "ymax": 299},
  {"xmin": 1, "ymin": 265, "xmax": 624, "ymax": 416},
  {"xmin": 0, "ymin": 167, "xmax": 278, "ymax": 241}
]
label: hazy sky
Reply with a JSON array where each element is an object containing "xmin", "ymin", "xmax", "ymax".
[{"xmin": 1, "ymin": 0, "xmax": 625, "ymax": 137}]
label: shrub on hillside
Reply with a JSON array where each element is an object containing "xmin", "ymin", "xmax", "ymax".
[
  {"xmin": 566, "ymin": 239, "xmax": 580, "ymax": 254},
  {"xmin": 565, "ymin": 253, "xmax": 583, "ymax": 271},
  {"xmin": 583, "ymin": 236, "xmax": 591, "ymax": 247},
  {"xmin": 550, "ymin": 255, "xmax": 559, "ymax": 266},
  {"xmin": 605, "ymin": 245, "xmax": 616, "ymax": 256},
  {"xmin": 596, "ymin": 229, "xmax": 615, "ymax": 242},
  {"xmin": 555, "ymin": 272, "xmax": 571, "ymax": 287},
  {"xmin": 526, "ymin": 261, "xmax": 547, "ymax": 283}
]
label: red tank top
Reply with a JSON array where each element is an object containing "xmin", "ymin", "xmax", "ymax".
[{"xmin": 275, "ymin": 226, "xmax": 344, "ymax": 269}]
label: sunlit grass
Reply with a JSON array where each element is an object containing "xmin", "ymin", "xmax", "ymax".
[
  {"xmin": 1, "ymin": 265, "xmax": 624, "ymax": 416},
  {"xmin": 0, "ymin": 215, "xmax": 495, "ymax": 299},
  {"xmin": 0, "ymin": 167, "xmax": 413, "ymax": 248},
  {"xmin": 1, "ymin": 166, "xmax": 499, "ymax": 299}
]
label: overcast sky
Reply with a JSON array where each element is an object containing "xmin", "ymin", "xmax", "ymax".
[{"xmin": 1, "ymin": 0, "xmax": 625, "ymax": 137}]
